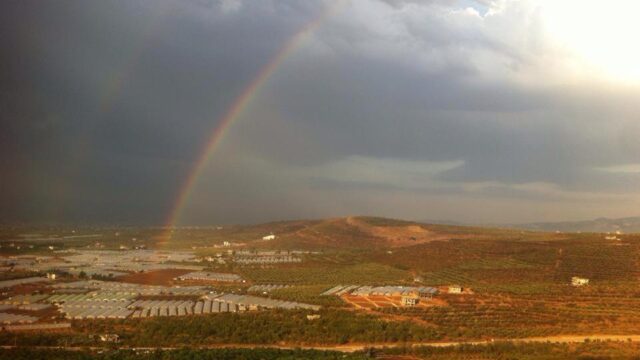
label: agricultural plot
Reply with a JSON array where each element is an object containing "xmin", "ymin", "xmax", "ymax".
[
  {"xmin": 50, "ymin": 280, "xmax": 211, "ymax": 296},
  {"xmin": 67, "ymin": 268, "xmax": 128, "ymax": 278},
  {"xmin": 342, "ymin": 294, "xmax": 433, "ymax": 309},
  {"xmin": 5, "ymin": 250, "xmax": 205, "ymax": 276},
  {"xmin": 47, "ymin": 291, "xmax": 137, "ymax": 303},
  {"xmin": 378, "ymin": 284, "xmax": 640, "ymax": 340},
  {"xmin": 240, "ymin": 262, "xmax": 411, "ymax": 285},
  {"xmin": 0, "ymin": 294, "xmax": 49, "ymax": 305},
  {"xmin": 0, "ymin": 277, "xmax": 51, "ymax": 289},
  {"xmin": 552, "ymin": 241, "xmax": 640, "ymax": 281},
  {"xmin": 322, "ymin": 285, "xmax": 438, "ymax": 309},
  {"xmin": 455, "ymin": 258, "xmax": 535, "ymax": 270},
  {"xmin": 267, "ymin": 285, "xmax": 346, "ymax": 307},
  {"xmin": 130, "ymin": 300, "xmax": 199, "ymax": 318},
  {"xmin": 420, "ymin": 268, "xmax": 476, "ymax": 286},
  {"xmin": 247, "ymin": 284, "xmax": 290, "ymax": 293},
  {"xmin": 215, "ymin": 294, "xmax": 320, "ymax": 311},
  {"xmin": 16, "ymin": 303, "xmax": 52, "ymax": 311},
  {"xmin": 376, "ymin": 236, "xmax": 640, "ymax": 293},
  {"xmin": 6, "ymin": 219, "xmax": 640, "ymax": 349},
  {"xmin": 58, "ymin": 302, "xmax": 133, "ymax": 320},
  {"xmin": 0, "ymin": 312, "xmax": 39, "ymax": 324},
  {"xmin": 0, "ymin": 274, "xmax": 322, "ymax": 324},
  {"xmin": 349, "ymin": 285, "xmax": 437, "ymax": 297}
]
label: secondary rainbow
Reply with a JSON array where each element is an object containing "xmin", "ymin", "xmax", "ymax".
[{"xmin": 161, "ymin": 1, "xmax": 344, "ymax": 242}]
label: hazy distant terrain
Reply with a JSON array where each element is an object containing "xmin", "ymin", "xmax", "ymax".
[{"xmin": 509, "ymin": 216, "xmax": 640, "ymax": 233}]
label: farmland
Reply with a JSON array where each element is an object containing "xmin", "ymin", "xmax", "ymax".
[
  {"xmin": 238, "ymin": 262, "xmax": 412, "ymax": 285},
  {"xmin": 2, "ymin": 216, "xmax": 640, "ymax": 357}
]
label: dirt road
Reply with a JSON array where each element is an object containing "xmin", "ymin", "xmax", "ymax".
[{"xmin": 4, "ymin": 334, "xmax": 640, "ymax": 353}]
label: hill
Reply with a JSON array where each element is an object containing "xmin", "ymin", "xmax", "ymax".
[{"xmin": 195, "ymin": 216, "xmax": 534, "ymax": 250}]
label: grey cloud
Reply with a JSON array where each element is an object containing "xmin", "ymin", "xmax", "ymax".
[
  {"xmin": 0, "ymin": 0, "xmax": 321, "ymax": 223},
  {"xmin": 3, "ymin": 0, "xmax": 640, "ymax": 225}
]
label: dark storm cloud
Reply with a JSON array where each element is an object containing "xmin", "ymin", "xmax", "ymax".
[
  {"xmin": 0, "ymin": 0, "xmax": 322, "ymax": 223},
  {"xmin": 3, "ymin": 0, "xmax": 640, "ymax": 225},
  {"xmin": 231, "ymin": 0, "xmax": 640, "ymax": 198},
  {"xmin": 239, "ymin": 51, "xmax": 640, "ymax": 190}
]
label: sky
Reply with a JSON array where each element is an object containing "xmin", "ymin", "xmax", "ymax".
[{"xmin": 3, "ymin": 0, "xmax": 640, "ymax": 225}]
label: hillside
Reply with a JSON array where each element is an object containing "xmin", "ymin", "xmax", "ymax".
[
  {"xmin": 206, "ymin": 216, "xmax": 539, "ymax": 250},
  {"xmin": 0, "ymin": 216, "xmax": 565, "ymax": 253}
]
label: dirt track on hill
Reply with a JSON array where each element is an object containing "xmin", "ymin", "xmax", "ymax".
[{"xmin": 345, "ymin": 216, "xmax": 454, "ymax": 247}]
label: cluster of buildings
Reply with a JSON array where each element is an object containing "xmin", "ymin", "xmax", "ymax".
[
  {"xmin": 35, "ymin": 280, "xmax": 215, "ymax": 320},
  {"xmin": 322, "ymin": 285, "xmax": 439, "ymax": 307},
  {"xmin": 0, "ymin": 276, "xmax": 319, "ymax": 324},
  {"xmin": 0, "ymin": 312, "xmax": 39, "ymax": 324},
  {"xmin": 349, "ymin": 286, "xmax": 439, "ymax": 298},
  {"xmin": 0, "ymin": 246, "xmax": 326, "ymax": 329},
  {"xmin": 234, "ymin": 256, "xmax": 301, "ymax": 265},
  {"xmin": 175, "ymin": 271, "xmax": 244, "ymax": 283},
  {"xmin": 214, "ymin": 294, "xmax": 320, "ymax": 311},
  {"xmin": 57, "ymin": 302, "xmax": 133, "ymax": 320},
  {"xmin": 247, "ymin": 284, "xmax": 290, "ymax": 293},
  {"xmin": 127, "ymin": 293, "xmax": 320, "ymax": 317},
  {"xmin": 226, "ymin": 250, "xmax": 318, "ymax": 266},
  {"xmin": 131, "ymin": 300, "xmax": 232, "ymax": 317},
  {"xmin": 0, "ymin": 276, "xmax": 52, "ymax": 289},
  {"xmin": 196, "ymin": 249, "xmax": 314, "ymax": 266},
  {"xmin": 0, "ymin": 294, "xmax": 54, "ymax": 326},
  {"xmin": 0, "ymin": 250, "xmax": 204, "ymax": 279}
]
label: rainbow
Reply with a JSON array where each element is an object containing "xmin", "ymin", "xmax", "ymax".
[{"xmin": 160, "ymin": 1, "xmax": 345, "ymax": 242}]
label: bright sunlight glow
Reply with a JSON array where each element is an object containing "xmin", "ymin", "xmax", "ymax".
[{"xmin": 541, "ymin": 0, "xmax": 640, "ymax": 83}]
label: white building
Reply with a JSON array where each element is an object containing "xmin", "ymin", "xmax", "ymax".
[
  {"xmin": 448, "ymin": 285, "xmax": 463, "ymax": 294},
  {"xmin": 401, "ymin": 296, "xmax": 419, "ymax": 306},
  {"xmin": 571, "ymin": 276, "xmax": 589, "ymax": 286},
  {"xmin": 262, "ymin": 234, "xmax": 276, "ymax": 241}
]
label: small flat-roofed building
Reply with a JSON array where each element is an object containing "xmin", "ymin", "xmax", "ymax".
[
  {"xmin": 419, "ymin": 287, "xmax": 438, "ymax": 299},
  {"xmin": 99, "ymin": 334, "xmax": 119, "ymax": 343},
  {"xmin": 401, "ymin": 296, "xmax": 419, "ymax": 307},
  {"xmin": 571, "ymin": 277, "xmax": 589, "ymax": 286},
  {"xmin": 449, "ymin": 285, "xmax": 463, "ymax": 294}
]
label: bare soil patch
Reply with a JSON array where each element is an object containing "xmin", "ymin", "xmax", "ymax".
[
  {"xmin": 114, "ymin": 269, "xmax": 192, "ymax": 286},
  {"xmin": 346, "ymin": 217, "xmax": 461, "ymax": 247}
]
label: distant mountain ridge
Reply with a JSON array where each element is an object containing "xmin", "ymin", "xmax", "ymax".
[{"xmin": 509, "ymin": 216, "xmax": 640, "ymax": 233}]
